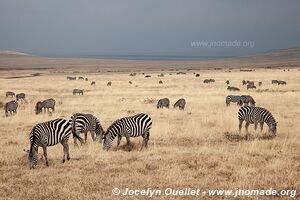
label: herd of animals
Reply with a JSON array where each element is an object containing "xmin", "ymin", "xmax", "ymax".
[{"xmin": 2, "ymin": 73, "xmax": 286, "ymax": 169}]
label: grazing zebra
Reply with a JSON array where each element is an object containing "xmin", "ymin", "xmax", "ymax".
[
  {"xmin": 27, "ymin": 118, "xmax": 78, "ymax": 169},
  {"xmin": 272, "ymin": 80, "xmax": 278, "ymax": 84},
  {"xmin": 157, "ymin": 98, "xmax": 170, "ymax": 109},
  {"xmin": 103, "ymin": 113, "xmax": 152, "ymax": 151},
  {"xmin": 225, "ymin": 95, "xmax": 241, "ymax": 106},
  {"xmin": 277, "ymin": 80, "xmax": 287, "ymax": 85},
  {"xmin": 238, "ymin": 106, "xmax": 277, "ymax": 135},
  {"xmin": 6, "ymin": 91, "xmax": 15, "ymax": 97},
  {"xmin": 226, "ymin": 80, "xmax": 230, "ymax": 85},
  {"xmin": 247, "ymin": 85, "xmax": 256, "ymax": 90},
  {"xmin": 107, "ymin": 81, "xmax": 112, "ymax": 86},
  {"xmin": 258, "ymin": 81, "xmax": 262, "ymax": 86},
  {"xmin": 247, "ymin": 81, "xmax": 254, "ymax": 86},
  {"xmin": 16, "ymin": 93, "xmax": 25, "ymax": 101},
  {"xmin": 159, "ymin": 80, "xmax": 163, "ymax": 84},
  {"xmin": 91, "ymin": 81, "xmax": 96, "ymax": 86},
  {"xmin": 73, "ymin": 89, "xmax": 84, "ymax": 95},
  {"xmin": 70, "ymin": 113, "xmax": 104, "ymax": 146},
  {"xmin": 174, "ymin": 98, "xmax": 186, "ymax": 110},
  {"xmin": 35, "ymin": 98, "xmax": 56, "ymax": 114},
  {"xmin": 239, "ymin": 95, "xmax": 255, "ymax": 106},
  {"xmin": 5, "ymin": 100, "xmax": 18, "ymax": 116}
]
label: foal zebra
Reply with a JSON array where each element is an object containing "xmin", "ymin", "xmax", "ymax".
[
  {"xmin": 70, "ymin": 113, "xmax": 104, "ymax": 146},
  {"xmin": 27, "ymin": 118, "xmax": 78, "ymax": 169},
  {"xmin": 238, "ymin": 106, "xmax": 277, "ymax": 135},
  {"xmin": 103, "ymin": 113, "xmax": 152, "ymax": 151},
  {"xmin": 225, "ymin": 95, "xmax": 241, "ymax": 106}
]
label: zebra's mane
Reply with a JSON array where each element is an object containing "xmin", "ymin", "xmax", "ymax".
[{"xmin": 104, "ymin": 119, "xmax": 121, "ymax": 139}]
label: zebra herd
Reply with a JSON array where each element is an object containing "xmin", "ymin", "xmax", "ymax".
[
  {"xmin": 157, "ymin": 98, "xmax": 186, "ymax": 110},
  {"xmin": 26, "ymin": 113, "xmax": 152, "ymax": 169}
]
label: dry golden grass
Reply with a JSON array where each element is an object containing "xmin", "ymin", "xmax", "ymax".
[{"xmin": 0, "ymin": 67, "xmax": 299, "ymax": 199}]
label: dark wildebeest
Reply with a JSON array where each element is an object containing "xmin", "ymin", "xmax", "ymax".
[
  {"xmin": 6, "ymin": 91, "xmax": 15, "ymax": 97},
  {"xmin": 157, "ymin": 98, "xmax": 170, "ymax": 109},
  {"xmin": 73, "ymin": 89, "xmax": 84, "ymax": 95},
  {"xmin": 16, "ymin": 93, "xmax": 26, "ymax": 101},
  {"xmin": 258, "ymin": 82, "xmax": 262, "ymax": 86},
  {"xmin": 195, "ymin": 74, "xmax": 200, "ymax": 77},
  {"xmin": 247, "ymin": 85, "xmax": 256, "ymax": 90},
  {"xmin": 174, "ymin": 98, "xmax": 186, "ymax": 110},
  {"xmin": 85, "ymin": 78, "xmax": 88, "ymax": 81},
  {"xmin": 277, "ymin": 80, "xmax": 287, "ymax": 85},
  {"xmin": 272, "ymin": 80, "xmax": 278, "ymax": 84},
  {"xmin": 145, "ymin": 75, "xmax": 151, "ymax": 78},
  {"xmin": 227, "ymin": 86, "xmax": 240, "ymax": 91},
  {"xmin": 107, "ymin": 81, "xmax": 112, "ymax": 86},
  {"xmin": 5, "ymin": 100, "xmax": 18, "ymax": 117},
  {"xmin": 91, "ymin": 81, "xmax": 96, "ymax": 86},
  {"xmin": 226, "ymin": 80, "xmax": 230, "ymax": 85},
  {"xmin": 78, "ymin": 77, "xmax": 84, "ymax": 80},
  {"xmin": 159, "ymin": 80, "xmax": 163, "ymax": 84},
  {"xmin": 129, "ymin": 81, "xmax": 132, "ymax": 84},
  {"xmin": 35, "ymin": 98, "xmax": 56, "ymax": 114}
]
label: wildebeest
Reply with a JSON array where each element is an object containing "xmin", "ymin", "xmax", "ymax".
[
  {"xmin": 247, "ymin": 81, "xmax": 254, "ymax": 86},
  {"xmin": 227, "ymin": 86, "xmax": 240, "ymax": 91},
  {"xmin": 107, "ymin": 81, "xmax": 112, "ymax": 86},
  {"xmin": 85, "ymin": 78, "xmax": 88, "ymax": 81},
  {"xmin": 277, "ymin": 80, "xmax": 287, "ymax": 85},
  {"xmin": 203, "ymin": 79, "xmax": 215, "ymax": 83},
  {"xmin": 6, "ymin": 91, "xmax": 15, "ymax": 97},
  {"xmin": 174, "ymin": 98, "xmax": 186, "ymax": 110},
  {"xmin": 239, "ymin": 95, "xmax": 256, "ymax": 106},
  {"xmin": 16, "ymin": 93, "xmax": 26, "ymax": 101},
  {"xmin": 247, "ymin": 85, "xmax": 256, "ymax": 90},
  {"xmin": 78, "ymin": 76, "xmax": 84, "ymax": 80},
  {"xmin": 129, "ymin": 81, "xmax": 132, "ymax": 84},
  {"xmin": 157, "ymin": 98, "xmax": 170, "ymax": 109},
  {"xmin": 195, "ymin": 74, "xmax": 200, "ymax": 77},
  {"xmin": 5, "ymin": 100, "xmax": 18, "ymax": 116},
  {"xmin": 67, "ymin": 76, "xmax": 76, "ymax": 80},
  {"xmin": 272, "ymin": 80, "xmax": 278, "ymax": 84},
  {"xmin": 91, "ymin": 81, "xmax": 96, "ymax": 86},
  {"xmin": 258, "ymin": 82, "xmax": 262, "ymax": 86},
  {"xmin": 145, "ymin": 75, "xmax": 151, "ymax": 78},
  {"xmin": 73, "ymin": 89, "xmax": 84, "ymax": 95},
  {"xmin": 226, "ymin": 80, "xmax": 230, "ymax": 85},
  {"xmin": 159, "ymin": 80, "xmax": 163, "ymax": 84},
  {"xmin": 35, "ymin": 98, "xmax": 56, "ymax": 114}
]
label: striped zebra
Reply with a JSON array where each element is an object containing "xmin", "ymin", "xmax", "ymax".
[
  {"xmin": 5, "ymin": 100, "xmax": 18, "ymax": 116},
  {"xmin": 6, "ymin": 91, "xmax": 15, "ymax": 97},
  {"xmin": 26, "ymin": 118, "xmax": 79, "ymax": 169},
  {"xmin": 157, "ymin": 98, "xmax": 170, "ymax": 109},
  {"xmin": 239, "ymin": 95, "xmax": 255, "ymax": 106},
  {"xmin": 238, "ymin": 106, "xmax": 277, "ymax": 135},
  {"xmin": 16, "ymin": 93, "xmax": 25, "ymax": 101},
  {"xmin": 73, "ymin": 89, "xmax": 84, "ymax": 95},
  {"xmin": 35, "ymin": 98, "xmax": 56, "ymax": 114},
  {"xmin": 103, "ymin": 113, "xmax": 152, "ymax": 151},
  {"xmin": 174, "ymin": 98, "xmax": 186, "ymax": 110},
  {"xmin": 70, "ymin": 113, "xmax": 104, "ymax": 146},
  {"xmin": 225, "ymin": 95, "xmax": 242, "ymax": 106}
]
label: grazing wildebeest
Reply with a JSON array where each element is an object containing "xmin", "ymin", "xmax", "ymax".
[
  {"xmin": 67, "ymin": 76, "xmax": 76, "ymax": 80},
  {"xmin": 226, "ymin": 80, "xmax": 230, "ymax": 85},
  {"xmin": 277, "ymin": 80, "xmax": 287, "ymax": 85},
  {"xmin": 272, "ymin": 80, "xmax": 278, "ymax": 84},
  {"xmin": 174, "ymin": 98, "xmax": 186, "ymax": 110},
  {"xmin": 5, "ymin": 100, "xmax": 18, "ymax": 116},
  {"xmin": 35, "ymin": 98, "xmax": 56, "ymax": 114},
  {"xmin": 16, "ymin": 93, "xmax": 25, "ymax": 101},
  {"xmin": 107, "ymin": 81, "xmax": 112, "ymax": 86},
  {"xmin": 195, "ymin": 74, "xmax": 200, "ymax": 77},
  {"xmin": 6, "ymin": 91, "xmax": 15, "ymax": 97},
  {"xmin": 258, "ymin": 82, "xmax": 262, "ymax": 86},
  {"xmin": 204, "ymin": 79, "xmax": 215, "ymax": 83},
  {"xmin": 91, "ymin": 81, "xmax": 96, "ymax": 86},
  {"xmin": 129, "ymin": 81, "xmax": 132, "ymax": 84},
  {"xmin": 73, "ymin": 89, "xmax": 84, "ymax": 95},
  {"xmin": 227, "ymin": 86, "xmax": 240, "ymax": 91},
  {"xmin": 157, "ymin": 98, "xmax": 170, "ymax": 109},
  {"xmin": 78, "ymin": 77, "xmax": 84, "ymax": 80},
  {"xmin": 145, "ymin": 75, "xmax": 151, "ymax": 78},
  {"xmin": 247, "ymin": 85, "xmax": 256, "ymax": 90},
  {"xmin": 159, "ymin": 80, "xmax": 163, "ymax": 84}
]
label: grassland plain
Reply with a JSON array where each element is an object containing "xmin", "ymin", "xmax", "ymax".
[{"xmin": 0, "ymin": 68, "xmax": 299, "ymax": 200}]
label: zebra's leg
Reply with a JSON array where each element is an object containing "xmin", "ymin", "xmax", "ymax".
[
  {"xmin": 140, "ymin": 132, "xmax": 149, "ymax": 151},
  {"xmin": 239, "ymin": 119, "xmax": 243, "ymax": 133},
  {"xmin": 84, "ymin": 132, "xmax": 88, "ymax": 142},
  {"xmin": 245, "ymin": 122, "xmax": 250, "ymax": 134},
  {"xmin": 260, "ymin": 122, "xmax": 264, "ymax": 132},
  {"xmin": 74, "ymin": 137, "xmax": 78, "ymax": 147},
  {"xmin": 61, "ymin": 140, "xmax": 70, "ymax": 163},
  {"xmin": 116, "ymin": 135, "xmax": 122, "ymax": 151},
  {"xmin": 42, "ymin": 145, "xmax": 49, "ymax": 166},
  {"xmin": 125, "ymin": 135, "xmax": 131, "ymax": 152},
  {"xmin": 254, "ymin": 122, "xmax": 258, "ymax": 131},
  {"xmin": 91, "ymin": 131, "xmax": 95, "ymax": 141}
]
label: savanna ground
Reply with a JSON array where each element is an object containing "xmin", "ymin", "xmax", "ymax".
[{"xmin": 0, "ymin": 67, "xmax": 299, "ymax": 199}]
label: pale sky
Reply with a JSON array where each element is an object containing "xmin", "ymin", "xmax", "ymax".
[{"xmin": 0, "ymin": 0, "xmax": 299, "ymax": 57}]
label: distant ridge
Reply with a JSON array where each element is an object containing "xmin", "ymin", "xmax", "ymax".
[{"xmin": 0, "ymin": 50, "xmax": 31, "ymax": 57}]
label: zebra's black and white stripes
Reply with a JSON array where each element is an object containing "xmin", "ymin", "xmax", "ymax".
[
  {"xmin": 238, "ymin": 106, "xmax": 277, "ymax": 135},
  {"xmin": 70, "ymin": 113, "xmax": 104, "ymax": 146},
  {"xmin": 103, "ymin": 113, "xmax": 152, "ymax": 151},
  {"xmin": 28, "ymin": 118, "xmax": 75, "ymax": 169},
  {"xmin": 226, "ymin": 95, "xmax": 242, "ymax": 106}
]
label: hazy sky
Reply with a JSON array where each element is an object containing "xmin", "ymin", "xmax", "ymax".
[{"xmin": 0, "ymin": 0, "xmax": 300, "ymax": 57}]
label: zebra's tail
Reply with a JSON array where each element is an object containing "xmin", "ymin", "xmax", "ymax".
[{"xmin": 71, "ymin": 114, "xmax": 85, "ymax": 145}]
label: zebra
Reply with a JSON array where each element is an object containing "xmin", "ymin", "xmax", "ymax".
[
  {"xmin": 227, "ymin": 86, "xmax": 240, "ymax": 91},
  {"xmin": 73, "ymin": 89, "xmax": 84, "ymax": 95},
  {"xmin": 6, "ymin": 91, "xmax": 15, "ymax": 97},
  {"xmin": 239, "ymin": 95, "xmax": 255, "ymax": 106},
  {"xmin": 157, "ymin": 98, "xmax": 170, "ymax": 109},
  {"xmin": 35, "ymin": 98, "xmax": 56, "ymax": 114},
  {"xmin": 91, "ymin": 81, "xmax": 96, "ymax": 86},
  {"xmin": 247, "ymin": 85, "xmax": 256, "ymax": 90},
  {"xmin": 238, "ymin": 106, "xmax": 277, "ymax": 135},
  {"xmin": 67, "ymin": 76, "xmax": 76, "ymax": 80},
  {"xmin": 242, "ymin": 80, "xmax": 247, "ymax": 85},
  {"xmin": 174, "ymin": 98, "xmax": 186, "ymax": 110},
  {"xmin": 5, "ymin": 100, "xmax": 18, "ymax": 116},
  {"xmin": 107, "ymin": 81, "xmax": 112, "ymax": 86},
  {"xmin": 78, "ymin": 76, "xmax": 84, "ymax": 80},
  {"xmin": 103, "ymin": 113, "xmax": 152, "ymax": 151},
  {"xmin": 16, "ymin": 93, "xmax": 25, "ymax": 101},
  {"xmin": 277, "ymin": 80, "xmax": 287, "ymax": 85},
  {"xmin": 272, "ymin": 80, "xmax": 278, "ymax": 84},
  {"xmin": 159, "ymin": 80, "xmax": 163, "ymax": 84},
  {"xmin": 225, "ymin": 95, "xmax": 241, "ymax": 106},
  {"xmin": 26, "ymin": 118, "xmax": 79, "ymax": 169},
  {"xmin": 70, "ymin": 113, "xmax": 104, "ymax": 146},
  {"xmin": 204, "ymin": 79, "xmax": 215, "ymax": 83}
]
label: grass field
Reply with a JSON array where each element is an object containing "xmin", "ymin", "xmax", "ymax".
[{"xmin": 0, "ymin": 67, "xmax": 299, "ymax": 199}]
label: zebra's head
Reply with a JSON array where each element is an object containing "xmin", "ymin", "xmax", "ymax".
[
  {"xmin": 35, "ymin": 101, "xmax": 43, "ymax": 114},
  {"xmin": 28, "ymin": 146, "xmax": 38, "ymax": 169},
  {"xmin": 103, "ymin": 133, "xmax": 113, "ymax": 151},
  {"xmin": 269, "ymin": 122, "xmax": 277, "ymax": 135}
]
